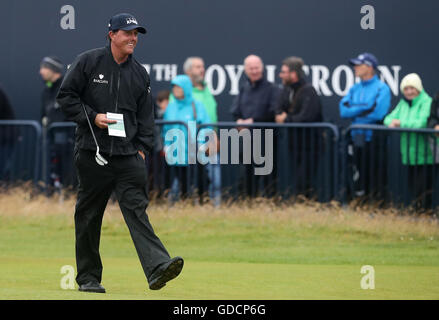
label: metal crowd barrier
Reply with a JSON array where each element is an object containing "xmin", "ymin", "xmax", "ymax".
[
  {"xmin": 342, "ymin": 124, "xmax": 439, "ymax": 212},
  {"xmin": 196, "ymin": 122, "xmax": 340, "ymax": 203},
  {"xmin": 42, "ymin": 121, "xmax": 340, "ymax": 204},
  {"xmin": 2, "ymin": 120, "xmax": 438, "ymax": 212},
  {"xmin": 44, "ymin": 122, "xmax": 77, "ymax": 192},
  {"xmin": 43, "ymin": 120, "xmax": 192, "ymax": 199},
  {"xmin": 0, "ymin": 120, "xmax": 41, "ymax": 183},
  {"xmin": 148, "ymin": 120, "xmax": 190, "ymax": 202}
]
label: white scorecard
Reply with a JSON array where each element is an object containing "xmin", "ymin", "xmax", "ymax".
[{"xmin": 107, "ymin": 112, "xmax": 126, "ymax": 137}]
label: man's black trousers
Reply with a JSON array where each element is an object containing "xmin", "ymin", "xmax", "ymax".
[{"xmin": 74, "ymin": 149, "xmax": 171, "ymax": 286}]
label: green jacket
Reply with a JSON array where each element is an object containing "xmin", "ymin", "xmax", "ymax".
[
  {"xmin": 384, "ymin": 90, "xmax": 433, "ymax": 165},
  {"xmin": 169, "ymin": 82, "xmax": 218, "ymax": 123},
  {"xmin": 192, "ymin": 83, "xmax": 218, "ymax": 123}
]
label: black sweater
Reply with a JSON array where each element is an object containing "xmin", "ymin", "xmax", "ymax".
[
  {"xmin": 231, "ymin": 77, "xmax": 280, "ymax": 122},
  {"xmin": 428, "ymin": 92, "xmax": 439, "ymax": 129},
  {"xmin": 275, "ymin": 78, "xmax": 323, "ymax": 123},
  {"xmin": 57, "ymin": 46, "xmax": 154, "ymax": 156},
  {"xmin": 41, "ymin": 76, "xmax": 67, "ymax": 124}
]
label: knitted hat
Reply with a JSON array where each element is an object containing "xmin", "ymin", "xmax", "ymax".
[
  {"xmin": 40, "ymin": 56, "xmax": 64, "ymax": 74},
  {"xmin": 400, "ymin": 73, "xmax": 423, "ymax": 93}
]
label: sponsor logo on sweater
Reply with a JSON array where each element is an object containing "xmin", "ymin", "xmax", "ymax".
[{"xmin": 93, "ymin": 74, "xmax": 109, "ymax": 84}]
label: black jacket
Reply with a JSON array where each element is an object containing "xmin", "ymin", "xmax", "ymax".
[
  {"xmin": 427, "ymin": 92, "xmax": 439, "ymax": 129},
  {"xmin": 0, "ymin": 86, "xmax": 17, "ymax": 146},
  {"xmin": 56, "ymin": 46, "xmax": 154, "ymax": 156},
  {"xmin": 0, "ymin": 86, "xmax": 14, "ymax": 121},
  {"xmin": 275, "ymin": 78, "xmax": 323, "ymax": 122},
  {"xmin": 42, "ymin": 76, "xmax": 67, "ymax": 125},
  {"xmin": 275, "ymin": 79, "xmax": 323, "ymax": 154},
  {"xmin": 231, "ymin": 77, "xmax": 279, "ymax": 122}
]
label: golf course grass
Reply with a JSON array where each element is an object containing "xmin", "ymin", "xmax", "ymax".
[{"xmin": 0, "ymin": 188, "xmax": 438, "ymax": 299}]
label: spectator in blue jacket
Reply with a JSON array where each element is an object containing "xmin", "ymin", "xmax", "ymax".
[
  {"xmin": 339, "ymin": 53, "xmax": 391, "ymax": 199},
  {"xmin": 163, "ymin": 75, "xmax": 212, "ymax": 203},
  {"xmin": 339, "ymin": 53, "xmax": 391, "ymax": 139}
]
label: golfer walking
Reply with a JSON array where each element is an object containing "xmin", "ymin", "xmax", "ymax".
[{"xmin": 56, "ymin": 13, "xmax": 183, "ymax": 293}]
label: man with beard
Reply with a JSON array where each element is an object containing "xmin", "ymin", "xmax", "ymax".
[{"xmin": 275, "ymin": 56, "xmax": 323, "ymax": 198}]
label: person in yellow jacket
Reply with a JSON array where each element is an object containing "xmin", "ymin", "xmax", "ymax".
[{"xmin": 384, "ymin": 73, "xmax": 436, "ymax": 212}]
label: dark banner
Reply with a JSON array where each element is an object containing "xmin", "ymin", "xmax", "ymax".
[{"xmin": 0, "ymin": 0, "xmax": 438, "ymax": 125}]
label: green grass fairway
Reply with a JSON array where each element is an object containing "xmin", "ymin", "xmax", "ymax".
[
  {"xmin": 1, "ymin": 258, "xmax": 439, "ymax": 300},
  {"xmin": 0, "ymin": 194, "xmax": 438, "ymax": 300}
]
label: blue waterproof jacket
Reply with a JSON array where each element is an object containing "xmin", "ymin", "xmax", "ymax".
[
  {"xmin": 339, "ymin": 75, "xmax": 391, "ymax": 141},
  {"xmin": 162, "ymin": 75, "xmax": 212, "ymax": 166}
]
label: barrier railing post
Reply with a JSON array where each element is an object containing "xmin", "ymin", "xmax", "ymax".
[
  {"xmin": 0, "ymin": 120, "xmax": 42, "ymax": 184},
  {"xmin": 344, "ymin": 124, "xmax": 439, "ymax": 213},
  {"xmin": 197, "ymin": 122, "xmax": 340, "ymax": 204}
]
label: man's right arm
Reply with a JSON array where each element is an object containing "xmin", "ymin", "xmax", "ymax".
[{"xmin": 56, "ymin": 54, "xmax": 97, "ymax": 125}]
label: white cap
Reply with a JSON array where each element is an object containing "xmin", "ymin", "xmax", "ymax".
[{"xmin": 400, "ymin": 73, "xmax": 423, "ymax": 93}]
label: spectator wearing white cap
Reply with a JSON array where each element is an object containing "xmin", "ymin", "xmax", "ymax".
[
  {"xmin": 384, "ymin": 73, "xmax": 436, "ymax": 211},
  {"xmin": 385, "ymin": 73, "xmax": 431, "ymax": 136}
]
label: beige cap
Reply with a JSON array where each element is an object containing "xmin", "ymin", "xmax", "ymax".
[{"xmin": 400, "ymin": 73, "xmax": 423, "ymax": 93}]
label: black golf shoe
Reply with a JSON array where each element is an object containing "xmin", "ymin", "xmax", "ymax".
[
  {"xmin": 78, "ymin": 281, "xmax": 106, "ymax": 293},
  {"xmin": 149, "ymin": 256, "xmax": 184, "ymax": 290}
]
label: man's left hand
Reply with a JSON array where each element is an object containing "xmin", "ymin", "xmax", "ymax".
[
  {"xmin": 138, "ymin": 150, "xmax": 145, "ymax": 160},
  {"xmin": 275, "ymin": 112, "xmax": 287, "ymax": 123}
]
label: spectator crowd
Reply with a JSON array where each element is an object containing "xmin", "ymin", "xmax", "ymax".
[{"xmin": 1, "ymin": 51, "xmax": 439, "ymax": 211}]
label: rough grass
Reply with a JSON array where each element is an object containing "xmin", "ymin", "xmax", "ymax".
[
  {"xmin": 0, "ymin": 186, "xmax": 438, "ymax": 299},
  {"xmin": 1, "ymin": 186, "xmax": 437, "ymax": 241}
]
